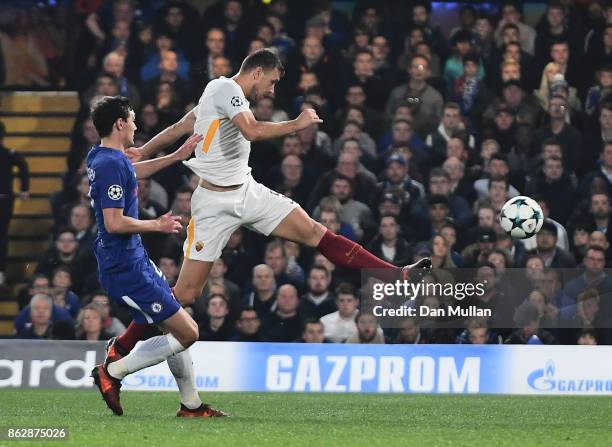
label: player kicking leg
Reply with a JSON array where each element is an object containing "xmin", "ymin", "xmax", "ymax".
[
  {"xmin": 123, "ymin": 48, "xmax": 430, "ymax": 309},
  {"xmin": 86, "ymin": 96, "xmax": 226, "ymax": 417}
]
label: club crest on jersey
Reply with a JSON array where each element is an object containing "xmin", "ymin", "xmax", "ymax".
[
  {"xmin": 151, "ymin": 302, "xmax": 163, "ymax": 313},
  {"xmin": 107, "ymin": 184, "xmax": 123, "ymax": 200},
  {"xmin": 87, "ymin": 168, "xmax": 95, "ymax": 181},
  {"xmin": 230, "ymin": 96, "xmax": 243, "ymax": 107}
]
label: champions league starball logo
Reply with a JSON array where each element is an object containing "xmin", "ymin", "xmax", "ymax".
[
  {"xmin": 87, "ymin": 168, "xmax": 95, "ymax": 181},
  {"xmin": 107, "ymin": 184, "xmax": 123, "ymax": 200},
  {"xmin": 230, "ymin": 96, "xmax": 244, "ymax": 107}
]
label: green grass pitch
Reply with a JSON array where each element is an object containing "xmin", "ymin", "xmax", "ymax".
[{"xmin": 1, "ymin": 390, "xmax": 611, "ymax": 447}]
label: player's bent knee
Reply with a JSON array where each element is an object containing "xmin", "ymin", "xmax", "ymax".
[
  {"xmin": 174, "ymin": 285, "xmax": 202, "ymax": 306},
  {"xmin": 304, "ymin": 220, "xmax": 326, "ymax": 247}
]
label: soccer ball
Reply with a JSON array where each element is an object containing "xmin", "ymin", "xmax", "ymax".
[{"xmin": 499, "ymin": 196, "xmax": 544, "ymax": 240}]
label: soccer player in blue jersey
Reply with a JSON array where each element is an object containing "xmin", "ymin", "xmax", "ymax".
[{"xmin": 87, "ymin": 96, "xmax": 227, "ymax": 418}]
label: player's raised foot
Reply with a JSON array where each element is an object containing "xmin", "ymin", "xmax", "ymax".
[
  {"xmin": 91, "ymin": 364, "xmax": 123, "ymax": 416},
  {"xmin": 177, "ymin": 403, "xmax": 229, "ymax": 418},
  {"xmin": 104, "ymin": 336, "xmax": 127, "ymax": 368},
  {"xmin": 401, "ymin": 257, "xmax": 433, "ymax": 281}
]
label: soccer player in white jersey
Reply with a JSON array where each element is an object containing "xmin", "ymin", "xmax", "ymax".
[{"xmin": 110, "ymin": 49, "xmax": 430, "ymax": 354}]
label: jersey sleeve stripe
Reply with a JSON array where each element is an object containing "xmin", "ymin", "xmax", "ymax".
[
  {"xmin": 185, "ymin": 216, "xmax": 195, "ymax": 258},
  {"xmin": 201, "ymin": 119, "xmax": 220, "ymax": 153}
]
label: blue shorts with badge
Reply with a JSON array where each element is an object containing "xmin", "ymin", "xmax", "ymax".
[{"xmin": 97, "ymin": 252, "xmax": 181, "ymax": 324}]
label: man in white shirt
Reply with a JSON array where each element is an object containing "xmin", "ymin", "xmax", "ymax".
[
  {"xmin": 127, "ymin": 48, "xmax": 430, "ymax": 311},
  {"xmin": 320, "ymin": 283, "xmax": 359, "ymax": 342}
]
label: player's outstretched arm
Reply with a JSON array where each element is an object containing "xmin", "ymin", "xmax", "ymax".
[
  {"xmin": 232, "ymin": 108, "xmax": 322, "ymax": 142},
  {"xmin": 126, "ymin": 109, "xmax": 197, "ymax": 162},
  {"xmin": 102, "ymin": 208, "xmax": 182, "ymax": 234},
  {"xmin": 133, "ymin": 134, "xmax": 203, "ymax": 179}
]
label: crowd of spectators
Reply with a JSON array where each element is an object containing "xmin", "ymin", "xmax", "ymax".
[{"xmin": 6, "ymin": 0, "xmax": 612, "ymax": 346}]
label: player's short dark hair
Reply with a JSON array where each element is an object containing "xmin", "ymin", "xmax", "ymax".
[
  {"xmin": 240, "ymin": 48, "xmax": 284, "ymax": 75},
  {"xmin": 91, "ymin": 95, "xmax": 132, "ymax": 138}
]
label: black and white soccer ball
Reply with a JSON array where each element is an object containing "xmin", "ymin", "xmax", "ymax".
[{"xmin": 499, "ymin": 196, "xmax": 544, "ymax": 240}]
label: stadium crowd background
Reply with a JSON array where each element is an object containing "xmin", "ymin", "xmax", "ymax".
[{"xmin": 2, "ymin": 0, "xmax": 612, "ymax": 346}]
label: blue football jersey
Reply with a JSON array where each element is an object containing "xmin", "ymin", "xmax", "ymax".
[{"xmin": 86, "ymin": 145, "xmax": 146, "ymax": 269}]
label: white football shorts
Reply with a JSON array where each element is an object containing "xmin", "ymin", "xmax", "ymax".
[{"xmin": 183, "ymin": 173, "xmax": 299, "ymax": 262}]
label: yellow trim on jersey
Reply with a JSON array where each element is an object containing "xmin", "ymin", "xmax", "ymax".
[
  {"xmin": 186, "ymin": 217, "xmax": 195, "ymax": 257},
  {"xmin": 202, "ymin": 119, "xmax": 220, "ymax": 153}
]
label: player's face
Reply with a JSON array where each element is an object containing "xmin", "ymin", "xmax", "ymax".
[
  {"xmin": 251, "ymin": 68, "xmax": 281, "ymax": 102},
  {"xmin": 123, "ymin": 110, "xmax": 137, "ymax": 147}
]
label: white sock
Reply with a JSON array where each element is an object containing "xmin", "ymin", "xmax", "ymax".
[
  {"xmin": 107, "ymin": 334, "xmax": 185, "ymax": 380},
  {"xmin": 167, "ymin": 349, "xmax": 202, "ymax": 410}
]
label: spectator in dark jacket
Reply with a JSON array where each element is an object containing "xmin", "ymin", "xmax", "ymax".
[
  {"xmin": 262, "ymin": 284, "xmax": 304, "ymax": 342},
  {"xmin": 522, "ymin": 221, "xmax": 576, "ymax": 268},
  {"xmin": 367, "ymin": 215, "xmax": 413, "ymax": 266},
  {"xmin": 299, "ymin": 265, "xmax": 336, "ymax": 319},
  {"xmin": 230, "ymin": 307, "xmax": 266, "ymax": 342},
  {"xmin": 198, "ymin": 294, "xmax": 235, "ymax": 341},
  {"xmin": 525, "ymin": 155, "xmax": 577, "ymax": 225}
]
